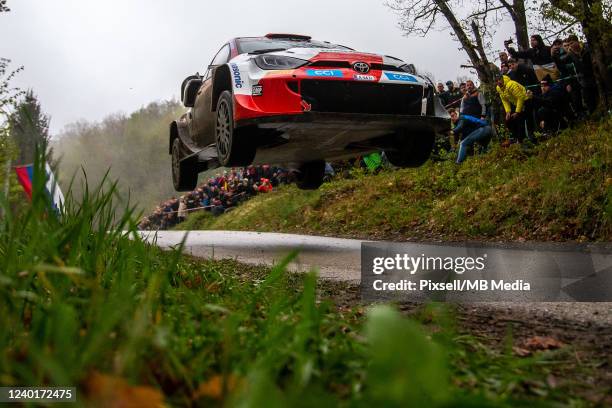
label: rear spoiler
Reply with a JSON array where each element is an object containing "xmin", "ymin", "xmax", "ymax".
[{"xmin": 265, "ymin": 33, "xmax": 312, "ymax": 41}]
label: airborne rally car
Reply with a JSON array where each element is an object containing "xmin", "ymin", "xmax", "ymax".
[{"xmin": 170, "ymin": 34, "xmax": 450, "ymax": 190}]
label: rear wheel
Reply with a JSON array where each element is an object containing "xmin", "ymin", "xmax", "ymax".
[
  {"xmin": 296, "ymin": 160, "xmax": 326, "ymax": 190},
  {"xmin": 171, "ymin": 138, "xmax": 198, "ymax": 191},
  {"xmin": 215, "ymin": 91, "xmax": 256, "ymax": 167},
  {"xmin": 385, "ymin": 130, "xmax": 435, "ymax": 168}
]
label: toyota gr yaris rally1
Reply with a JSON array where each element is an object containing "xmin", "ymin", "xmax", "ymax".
[{"xmin": 170, "ymin": 34, "xmax": 450, "ymax": 190}]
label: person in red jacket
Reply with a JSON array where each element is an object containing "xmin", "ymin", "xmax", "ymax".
[{"xmin": 258, "ymin": 178, "xmax": 273, "ymax": 193}]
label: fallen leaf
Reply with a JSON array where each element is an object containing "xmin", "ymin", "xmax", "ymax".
[
  {"xmin": 513, "ymin": 346, "xmax": 532, "ymax": 357},
  {"xmin": 523, "ymin": 336, "xmax": 565, "ymax": 351},
  {"xmin": 85, "ymin": 372, "xmax": 164, "ymax": 408},
  {"xmin": 193, "ymin": 374, "xmax": 241, "ymax": 401}
]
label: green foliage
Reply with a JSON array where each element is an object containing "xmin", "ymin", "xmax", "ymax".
[
  {"xmin": 0, "ymin": 150, "xmax": 605, "ymax": 406},
  {"xmin": 9, "ymin": 90, "xmax": 50, "ymax": 165},
  {"xmin": 53, "ymin": 100, "xmax": 184, "ymax": 215},
  {"xmin": 187, "ymin": 119, "xmax": 611, "ymax": 241},
  {"xmin": 0, "ymin": 58, "xmax": 24, "ymax": 118}
]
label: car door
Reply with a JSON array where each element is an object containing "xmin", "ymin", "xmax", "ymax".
[{"xmin": 192, "ymin": 43, "xmax": 231, "ymax": 146}]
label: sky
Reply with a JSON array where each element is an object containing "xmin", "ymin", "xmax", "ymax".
[{"xmin": 0, "ymin": 0, "xmax": 507, "ymax": 135}]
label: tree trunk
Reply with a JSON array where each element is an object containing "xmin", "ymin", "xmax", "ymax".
[
  {"xmin": 512, "ymin": 0, "xmax": 530, "ymax": 50},
  {"xmin": 580, "ymin": 13, "xmax": 612, "ymax": 110},
  {"xmin": 434, "ymin": 0, "xmax": 494, "ymax": 85}
]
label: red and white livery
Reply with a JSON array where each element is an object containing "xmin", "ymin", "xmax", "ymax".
[{"xmin": 170, "ymin": 34, "xmax": 449, "ymax": 190}]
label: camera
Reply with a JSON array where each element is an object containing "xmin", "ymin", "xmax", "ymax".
[{"xmin": 504, "ymin": 38, "xmax": 514, "ymax": 45}]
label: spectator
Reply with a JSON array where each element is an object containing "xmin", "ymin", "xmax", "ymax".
[
  {"xmin": 460, "ymin": 80, "xmax": 486, "ymax": 119},
  {"xmin": 505, "ymin": 34, "xmax": 559, "ymax": 81},
  {"xmin": 445, "ymin": 81, "xmax": 462, "ymax": 109},
  {"xmin": 495, "ymin": 74, "xmax": 534, "ymax": 143},
  {"xmin": 211, "ymin": 197, "xmax": 225, "ymax": 216},
  {"xmin": 507, "ymin": 58, "xmax": 540, "ymax": 94},
  {"xmin": 450, "ymin": 109, "xmax": 492, "ymax": 164},
  {"xmin": 438, "ymin": 82, "xmax": 450, "ymax": 106},
  {"xmin": 529, "ymin": 76, "xmax": 571, "ymax": 133},
  {"xmin": 551, "ymin": 38, "xmax": 582, "ymax": 118},
  {"xmin": 177, "ymin": 197, "xmax": 187, "ymax": 223},
  {"xmin": 258, "ymin": 178, "xmax": 273, "ymax": 193},
  {"xmin": 499, "ymin": 51, "xmax": 509, "ymax": 65},
  {"xmin": 566, "ymin": 35, "xmax": 598, "ymax": 113},
  {"xmin": 500, "ymin": 62, "xmax": 510, "ymax": 75}
]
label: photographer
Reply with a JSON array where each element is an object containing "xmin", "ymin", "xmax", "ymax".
[{"xmin": 505, "ymin": 35, "xmax": 560, "ymax": 81}]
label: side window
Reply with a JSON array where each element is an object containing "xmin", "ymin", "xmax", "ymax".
[
  {"xmin": 211, "ymin": 44, "xmax": 231, "ymax": 67},
  {"xmin": 204, "ymin": 44, "xmax": 230, "ymax": 80}
]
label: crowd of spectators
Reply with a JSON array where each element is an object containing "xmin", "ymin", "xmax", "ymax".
[
  {"xmin": 438, "ymin": 33, "xmax": 601, "ymax": 164},
  {"xmin": 139, "ymin": 165, "xmax": 291, "ymax": 230}
]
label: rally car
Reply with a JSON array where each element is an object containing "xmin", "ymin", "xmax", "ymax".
[{"xmin": 170, "ymin": 34, "xmax": 450, "ymax": 190}]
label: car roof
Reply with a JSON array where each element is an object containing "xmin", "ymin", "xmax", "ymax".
[{"xmin": 235, "ymin": 33, "xmax": 313, "ymax": 41}]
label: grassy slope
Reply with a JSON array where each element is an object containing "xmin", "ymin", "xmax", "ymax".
[
  {"xmin": 1, "ymin": 171, "xmax": 610, "ymax": 406},
  {"xmin": 180, "ymin": 119, "xmax": 611, "ymax": 242}
]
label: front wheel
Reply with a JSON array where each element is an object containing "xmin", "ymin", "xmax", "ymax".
[
  {"xmin": 215, "ymin": 91, "xmax": 256, "ymax": 167},
  {"xmin": 296, "ymin": 160, "xmax": 326, "ymax": 190},
  {"xmin": 385, "ymin": 130, "xmax": 435, "ymax": 168},
  {"xmin": 171, "ymin": 138, "xmax": 198, "ymax": 191}
]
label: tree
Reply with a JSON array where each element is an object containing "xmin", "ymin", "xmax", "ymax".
[
  {"xmin": 9, "ymin": 91, "xmax": 51, "ymax": 165},
  {"xmin": 543, "ymin": 0, "xmax": 612, "ymax": 110},
  {"xmin": 387, "ymin": 0, "xmax": 522, "ymax": 119},
  {"xmin": 387, "ymin": 0, "xmax": 533, "ymax": 84},
  {"xmin": 0, "ymin": 59, "xmax": 24, "ymax": 119}
]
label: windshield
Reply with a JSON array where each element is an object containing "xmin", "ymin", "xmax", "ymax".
[{"xmin": 237, "ymin": 38, "xmax": 352, "ymax": 54}]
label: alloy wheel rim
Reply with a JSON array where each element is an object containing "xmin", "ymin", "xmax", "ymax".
[{"xmin": 216, "ymin": 101, "xmax": 231, "ymax": 160}]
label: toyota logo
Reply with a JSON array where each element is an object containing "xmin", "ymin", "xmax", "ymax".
[{"xmin": 353, "ymin": 62, "xmax": 370, "ymax": 73}]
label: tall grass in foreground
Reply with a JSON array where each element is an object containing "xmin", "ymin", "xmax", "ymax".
[{"xmin": 0, "ymin": 153, "xmax": 594, "ymax": 406}]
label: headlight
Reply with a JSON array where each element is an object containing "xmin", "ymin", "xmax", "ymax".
[
  {"xmin": 254, "ymin": 55, "xmax": 308, "ymax": 70},
  {"xmin": 400, "ymin": 64, "xmax": 416, "ymax": 74}
]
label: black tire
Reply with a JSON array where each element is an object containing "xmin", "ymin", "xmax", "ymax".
[
  {"xmin": 215, "ymin": 91, "xmax": 256, "ymax": 167},
  {"xmin": 296, "ymin": 160, "xmax": 326, "ymax": 190},
  {"xmin": 385, "ymin": 130, "xmax": 435, "ymax": 168},
  {"xmin": 171, "ymin": 138, "xmax": 198, "ymax": 191}
]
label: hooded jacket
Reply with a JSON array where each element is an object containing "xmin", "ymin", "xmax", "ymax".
[{"xmin": 496, "ymin": 75, "xmax": 531, "ymax": 114}]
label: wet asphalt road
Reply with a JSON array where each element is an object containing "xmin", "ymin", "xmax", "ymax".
[{"xmin": 140, "ymin": 230, "xmax": 611, "ymax": 325}]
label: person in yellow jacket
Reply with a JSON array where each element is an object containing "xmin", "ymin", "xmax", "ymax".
[{"xmin": 496, "ymin": 74, "xmax": 535, "ymax": 142}]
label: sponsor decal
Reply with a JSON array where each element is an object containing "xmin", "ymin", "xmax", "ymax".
[
  {"xmin": 305, "ymin": 69, "xmax": 344, "ymax": 78},
  {"xmin": 230, "ymin": 63, "xmax": 243, "ymax": 88},
  {"xmin": 354, "ymin": 74, "xmax": 376, "ymax": 81},
  {"xmin": 264, "ymin": 69, "xmax": 295, "ymax": 77},
  {"xmin": 301, "ymin": 99, "xmax": 312, "ymax": 112},
  {"xmin": 384, "ymin": 72, "xmax": 418, "ymax": 82},
  {"xmin": 252, "ymin": 85, "xmax": 263, "ymax": 96}
]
